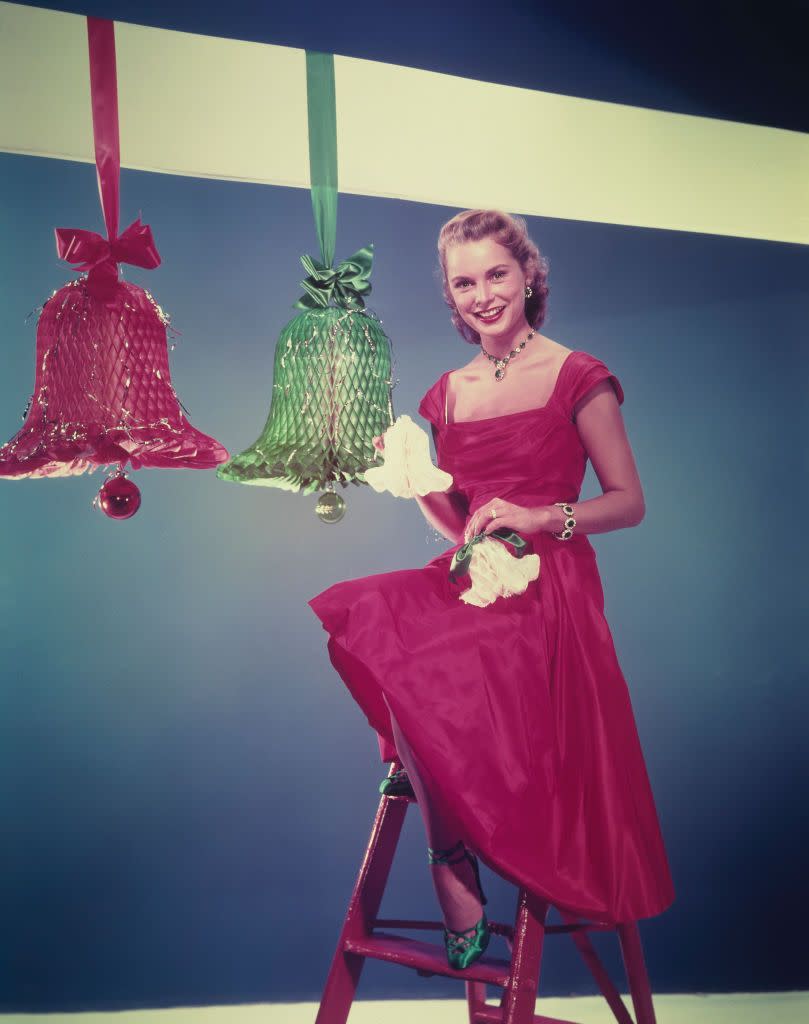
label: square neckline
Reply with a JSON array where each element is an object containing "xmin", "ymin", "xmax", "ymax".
[{"xmin": 442, "ymin": 349, "xmax": 578, "ymax": 427}]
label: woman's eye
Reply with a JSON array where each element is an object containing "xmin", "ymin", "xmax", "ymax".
[
  {"xmin": 491, "ymin": 270, "xmax": 506, "ymax": 280},
  {"xmin": 455, "ymin": 281, "xmax": 471, "ymax": 289}
]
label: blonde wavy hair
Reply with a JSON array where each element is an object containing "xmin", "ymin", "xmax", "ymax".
[{"xmin": 437, "ymin": 209, "xmax": 550, "ymax": 345}]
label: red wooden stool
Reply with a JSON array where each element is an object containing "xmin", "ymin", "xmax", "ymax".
[{"xmin": 316, "ymin": 762, "xmax": 658, "ymax": 1024}]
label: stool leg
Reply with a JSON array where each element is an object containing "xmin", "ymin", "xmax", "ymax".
[
  {"xmin": 616, "ymin": 921, "xmax": 657, "ymax": 1024},
  {"xmin": 558, "ymin": 910, "xmax": 633, "ymax": 1024},
  {"xmin": 500, "ymin": 889, "xmax": 548, "ymax": 1024},
  {"xmin": 466, "ymin": 980, "xmax": 488, "ymax": 1021},
  {"xmin": 315, "ymin": 794, "xmax": 409, "ymax": 1024}
]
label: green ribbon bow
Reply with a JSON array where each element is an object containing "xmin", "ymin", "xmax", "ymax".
[
  {"xmin": 295, "ymin": 245, "xmax": 374, "ymax": 310},
  {"xmin": 449, "ymin": 528, "xmax": 528, "ymax": 582},
  {"xmin": 298, "ymin": 53, "xmax": 374, "ymax": 311}
]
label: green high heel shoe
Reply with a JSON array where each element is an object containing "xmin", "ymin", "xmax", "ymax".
[
  {"xmin": 427, "ymin": 839, "xmax": 490, "ymax": 970},
  {"xmin": 379, "ymin": 767, "xmax": 416, "ymax": 798}
]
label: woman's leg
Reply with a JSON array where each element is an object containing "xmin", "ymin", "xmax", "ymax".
[{"xmin": 387, "ymin": 707, "xmax": 484, "ymax": 933}]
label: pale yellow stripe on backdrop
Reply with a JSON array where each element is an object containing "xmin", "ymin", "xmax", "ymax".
[
  {"xmin": 334, "ymin": 55, "xmax": 809, "ymax": 245},
  {"xmin": 0, "ymin": 3, "xmax": 93, "ymax": 162},
  {"xmin": 0, "ymin": 2, "xmax": 807, "ymax": 243},
  {"xmin": 0, "ymin": 1, "xmax": 309, "ymax": 188}
]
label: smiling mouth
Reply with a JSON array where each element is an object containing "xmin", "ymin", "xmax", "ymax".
[{"xmin": 475, "ymin": 306, "xmax": 505, "ymax": 323}]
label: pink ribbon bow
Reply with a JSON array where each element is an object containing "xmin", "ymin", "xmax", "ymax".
[
  {"xmin": 55, "ymin": 217, "xmax": 160, "ymax": 274},
  {"xmin": 54, "ymin": 217, "xmax": 160, "ymax": 299},
  {"xmin": 53, "ymin": 20, "xmax": 161, "ymax": 301}
]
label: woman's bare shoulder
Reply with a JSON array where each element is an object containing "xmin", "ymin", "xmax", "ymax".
[
  {"xmin": 536, "ymin": 335, "xmax": 574, "ymax": 361},
  {"xmin": 447, "ymin": 356, "xmax": 484, "ymax": 386}
]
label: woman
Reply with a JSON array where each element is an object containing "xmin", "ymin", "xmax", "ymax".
[{"xmin": 309, "ymin": 209, "xmax": 675, "ymax": 971}]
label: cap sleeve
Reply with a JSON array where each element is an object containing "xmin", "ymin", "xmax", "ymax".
[
  {"xmin": 417, "ymin": 372, "xmax": 446, "ymax": 427},
  {"xmin": 564, "ymin": 352, "xmax": 624, "ymax": 421}
]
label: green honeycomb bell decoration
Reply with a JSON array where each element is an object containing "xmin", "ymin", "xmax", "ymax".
[
  {"xmin": 215, "ymin": 257, "xmax": 394, "ymax": 510},
  {"xmin": 216, "ymin": 51, "xmax": 394, "ymax": 521}
]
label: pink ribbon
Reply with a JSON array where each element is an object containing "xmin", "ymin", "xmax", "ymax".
[
  {"xmin": 55, "ymin": 18, "xmax": 160, "ymax": 295},
  {"xmin": 55, "ymin": 218, "xmax": 160, "ymax": 273}
]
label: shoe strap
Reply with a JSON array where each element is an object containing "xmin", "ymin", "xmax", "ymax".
[
  {"xmin": 427, "ymin": 839, "xmax": 466, "ymax": 865},
  {"xmin": 444, "ymin": 913, "xmax": 487, "ymax": 953},
  {"xmin": 446, "ymin": 927, "xmax": 476, "ymax": 951},
  {"xmin": 427, "ymin": 840, "xmax": 488, "ymax": 905}
]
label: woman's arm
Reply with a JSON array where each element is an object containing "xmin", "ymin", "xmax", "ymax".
[
  {"xmin": 372, "ymin": 427, "xmax": 468, "ymax": 544},
  {"xmin": 414, "ymin": 489, "xmax": 468, "ymax": 545},
  {"xmin": 549, "ymin": 379, "xmax": 645, "ymax": 534},
  {"xmin": 465, "ymin": 380, "xmax": 645, "ymax": 540},
  {"xmin": 416, "ymin": 422, "xmax": 468, "ymax": 543},
  {"xmin": 536, "ymin": 376, "xmax": 651, "ymax": 536}
]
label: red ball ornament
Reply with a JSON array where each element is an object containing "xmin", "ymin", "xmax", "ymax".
[{"xmin": 97, "ymin": 472, "xmax": 141, "ymax": 519}]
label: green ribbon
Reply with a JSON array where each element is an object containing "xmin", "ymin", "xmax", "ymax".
[
  {"xmin": 449, "ymin": 528, "xmax": 528, "ymax": 582},
  {"xmin": 301, "ymin": 52, "xmax": 374, "ymax": 310},
  {"xmin": 306, "ymin": 51, "xmax": 338, "ymax": 267},
  {"xmin": 295, "ymin": 245, "xmax": 374, "ymax": 310}
]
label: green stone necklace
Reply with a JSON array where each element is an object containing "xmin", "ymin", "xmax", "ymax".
[{"xmin": 480, "ymin": 329, "xmax": 535, "ymax": 381}]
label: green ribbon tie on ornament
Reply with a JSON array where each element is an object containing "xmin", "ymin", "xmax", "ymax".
[
  {"xmin": 295, "ymin": 245, "xmax": 374, "ymax": 310},
  {"xmin": 298, "ymin": 51, "xmax": 374, "ymax": 311},
  {"xmin": 449, "ymin": 528, "xmax": 528, "ymax": 582},
  {"xmin": 306, "ymin": 50, "xmax": 338, "ymax": 267}
]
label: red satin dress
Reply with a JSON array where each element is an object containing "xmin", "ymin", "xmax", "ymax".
[{"xmin": 309, "ymin": 350, "xmax": 675, "ymax": 923}]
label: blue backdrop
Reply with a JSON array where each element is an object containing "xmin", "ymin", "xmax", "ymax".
[{"xmin": 1, "ymin": 0, "xmax": 808, "ymax": 1012}]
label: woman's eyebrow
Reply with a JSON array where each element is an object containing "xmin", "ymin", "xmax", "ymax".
[{"xmin": 451, "ymin": 264, "xmax": 509, "ymax": 282}]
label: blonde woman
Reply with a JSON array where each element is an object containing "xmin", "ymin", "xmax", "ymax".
[{"xmin": 310, "ymin": 209, "xmax": 674, "ymax": 970}]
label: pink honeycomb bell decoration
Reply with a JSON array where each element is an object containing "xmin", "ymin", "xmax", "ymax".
[{"xmin": 0, "ymin": 17, "xmax": 228, "ymax": 518}]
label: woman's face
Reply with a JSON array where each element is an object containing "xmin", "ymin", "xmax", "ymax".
[{"xmin": 445, "ymin": 237, "xmax": 529, "ymax": 342}]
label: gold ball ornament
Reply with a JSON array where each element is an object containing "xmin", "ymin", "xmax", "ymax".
[{"xmin": 316, "ymin": 489, "xmax": 346, "ymax": 524}]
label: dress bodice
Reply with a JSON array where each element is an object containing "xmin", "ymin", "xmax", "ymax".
[{"xmin": 417, "ymin": 350, "xmax": 624, "ymax": 516}]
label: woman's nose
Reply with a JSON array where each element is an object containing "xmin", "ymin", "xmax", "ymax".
[{"xmin": 475, "ymin": 282, "xmax": 492, "ymax": 306}]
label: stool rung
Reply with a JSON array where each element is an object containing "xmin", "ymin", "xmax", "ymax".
[
  {"xmin": 373, "ymin": 915, "xmax": 610, "ymax": 939},
  {"xmin": 472, "ymin": 1009, "xmax": 581, "ymax": 1024},
  {"xmin": 544, "ymin": 920, "xmax": 614, "ymax": 934},
  {"xmin": 373, "ymin": 917, "xmax": 444, "ymax": 932},
  {"xmin": 374, "ymin": 917, "xmax": 516, "ymax": 942},
  {"xmin": 344, "ymin": 931, "xmax": 512, "ymax": 986}
]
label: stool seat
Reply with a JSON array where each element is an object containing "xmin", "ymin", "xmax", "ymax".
[
  {"xmin": 315, "ymin": 762, "xmax": 658, "ymax": 1024},
  {"xmin": 345, "ymin": 931, "xmax": 514, "ymax": 986}
]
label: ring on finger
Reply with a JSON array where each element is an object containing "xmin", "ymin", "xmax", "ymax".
[{"xmin": 490, "ymin": 507, "xmax": 498, "ymax": 519}]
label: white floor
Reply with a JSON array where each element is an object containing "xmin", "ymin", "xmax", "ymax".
[{"xmin": 3, "ymin": 993, "xmax": 807, "ymax": 1024}]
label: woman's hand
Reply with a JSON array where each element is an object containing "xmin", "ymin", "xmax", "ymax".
[{"xmin": 463, "ymin": 499, "xmax": 549, "ymax": 543}]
